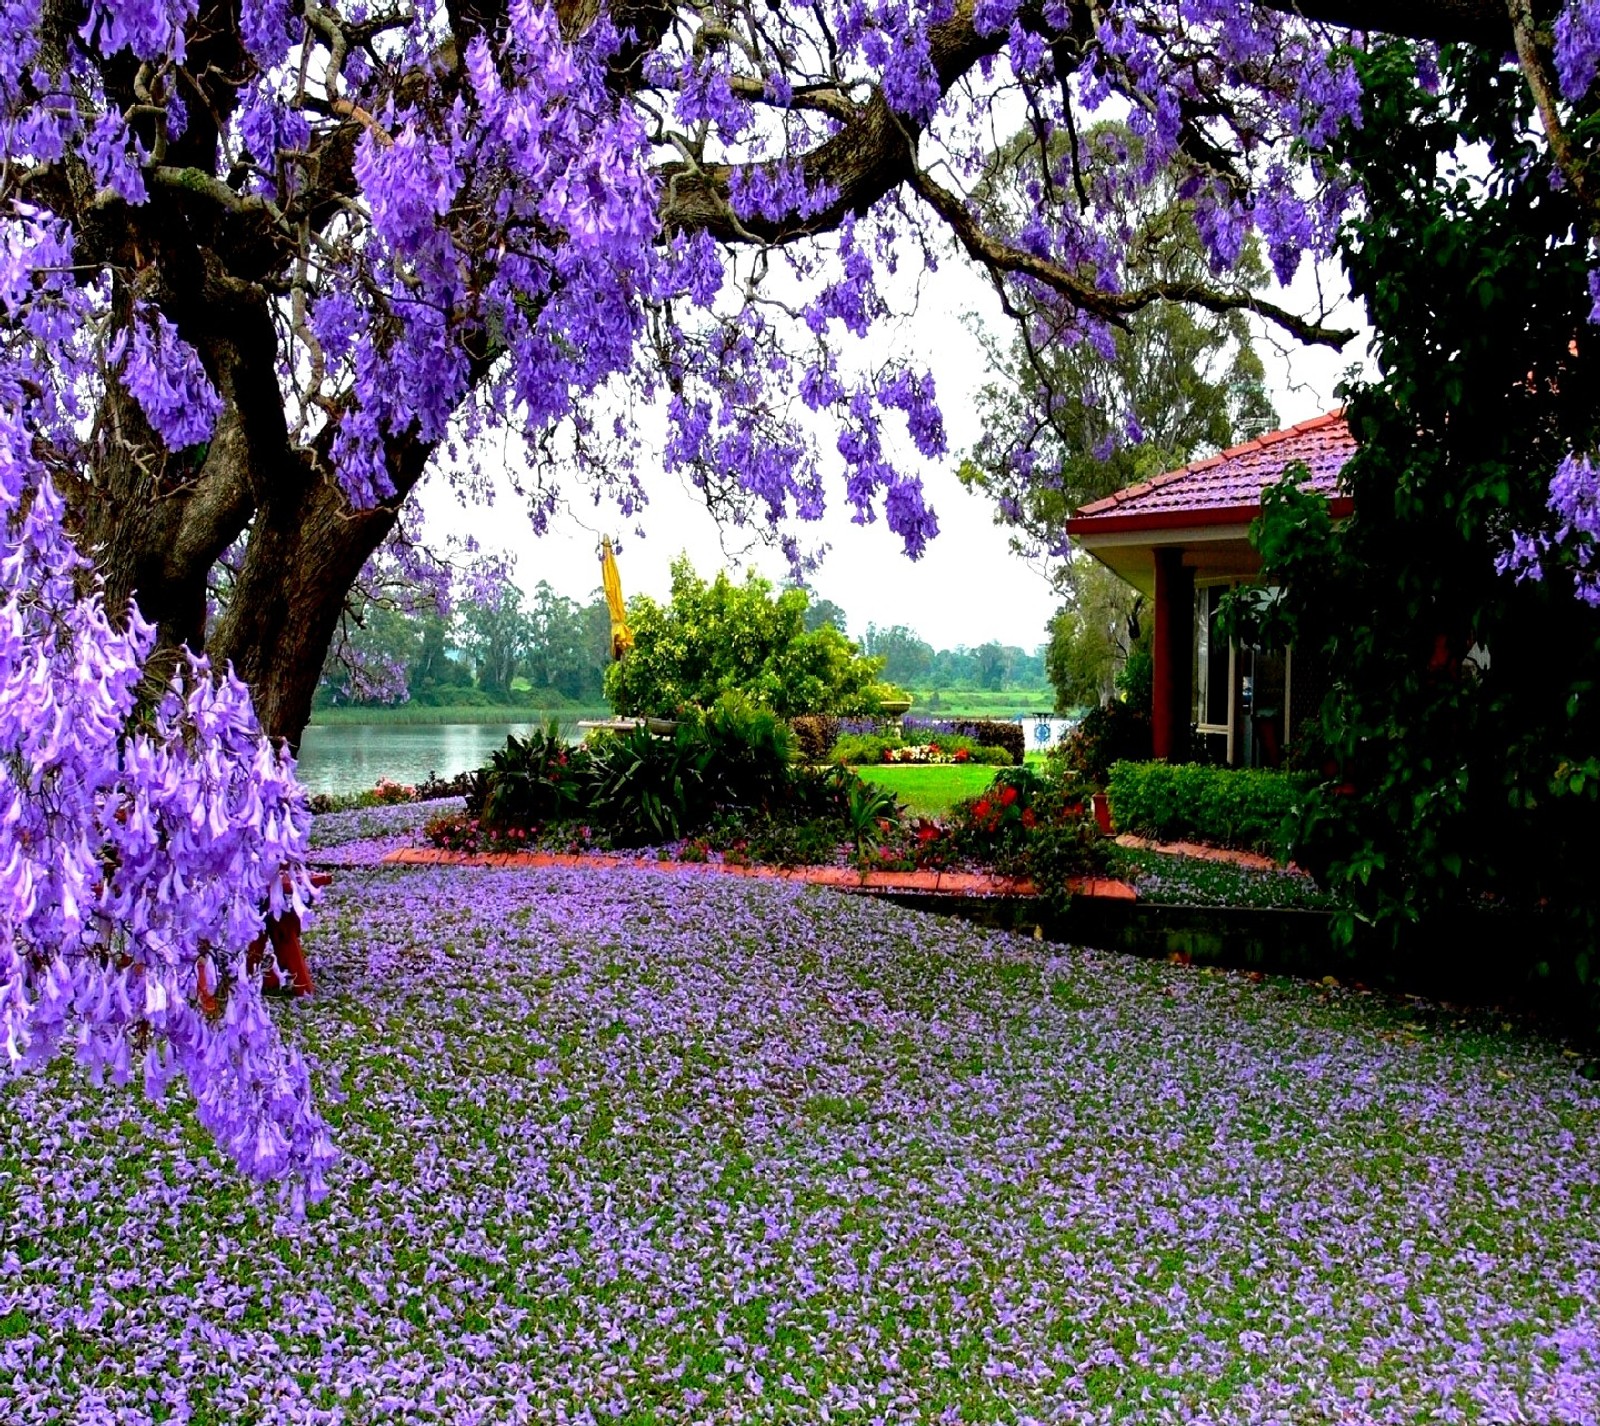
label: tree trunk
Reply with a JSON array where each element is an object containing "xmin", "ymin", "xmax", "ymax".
[{"xmin": 208, "ymin": 466, "xmax": 403, "ymax": 751}]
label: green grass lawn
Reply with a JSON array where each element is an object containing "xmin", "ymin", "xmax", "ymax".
[
  {"xmin": 854, "ymin": 762, "xmax": 1001, "ymax": 815},
  {"xmin": 5, "ymin": 855, "xmax": 1597, "ymax": 1422}
]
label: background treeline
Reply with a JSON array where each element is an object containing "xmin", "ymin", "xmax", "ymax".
[
  {"xmin": 316, "ymin": 581, "xmax": 614, "ymax": 710},
  {"xmin": 319, "ymin": 574, "xmax": 1052, "ymax": 712}
]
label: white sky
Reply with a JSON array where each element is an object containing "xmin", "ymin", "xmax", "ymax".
[{"xmin": 417, "ymin": 247, "xmax": 1371, "ymax": 651}]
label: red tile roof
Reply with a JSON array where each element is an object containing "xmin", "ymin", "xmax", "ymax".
[{"xmin": 1067, "ymin": 412, "xmax": 1354, "ymax": 531}]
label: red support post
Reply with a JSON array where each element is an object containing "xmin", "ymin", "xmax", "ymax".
[{"xmin": 1151, "ymin": 547, "xmax": 1194, "ymax": 762}]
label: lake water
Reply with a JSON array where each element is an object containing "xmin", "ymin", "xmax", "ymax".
[{"xmin": 295, "ymin": 721, "xmax": 579, "ymax": 797}]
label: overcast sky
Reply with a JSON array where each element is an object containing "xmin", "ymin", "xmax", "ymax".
[{"xmin": 416, "ymin": 248, "xmax": 1371, "ymax": 652}]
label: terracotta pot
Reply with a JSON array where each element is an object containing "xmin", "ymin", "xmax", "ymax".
[{"xmin": 1091, "ymin": 791, "xmax": 1113, "ymax": 836}]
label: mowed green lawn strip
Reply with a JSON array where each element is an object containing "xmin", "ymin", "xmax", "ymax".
[{"xmin": 855, "ymin": 762, "xmax": 1001, "ymax": 816}]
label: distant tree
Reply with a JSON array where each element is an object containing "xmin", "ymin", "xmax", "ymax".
[
  {"xmin": 974, "ymin": 642, "xmax": 1010, "ymax": 691},
  {"xmin": 802, "ymin": 596, "xmax": 851, "ymax": 637},
  {"xmin": 1046, "ymin": 561, "xmax": 1147, "ymax": 711},
  {"xmin": 606, "ymin": 559, "xmax": 884, "ymax": 718},
  {"xmin": 522, "ymin": 581, "xmax": 608, "ymax": 702},
  {"xmin": 863, "ymin": 624, "xmax": 936, "ymax": 687},
  {"xmin": 460, "ymin": 579, "xmax": 534, "ymax": 700}
]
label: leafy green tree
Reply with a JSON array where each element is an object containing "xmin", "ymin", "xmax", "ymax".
[
  {"xmin": 863, "ymin": 624, "xmax": 935, "ymax": 686},
  {"xmin": 605, "ymin": 558, "xmax": 885, "ymax": 718},
  {"xmin": 460, "ymin": 585, "xmax": 535, "ymax": 699},
  {"xmin": 520, "ymin": 581, "xmax": 611, "ymax": 702},
  {"xmin": 1046, "ymin": 561, "xmax": 1147, "ymax": 711},
  {"xmin": 802, "ymin": 596, "xmax": 851, "ymax": 636},
  {"xmin": 975, "ymin": 642, "xmax": 1010, "ymax": 691},
  {"xmin": 1248, "ymin": 44, "xmax": 1600, "ymax": 1009}
]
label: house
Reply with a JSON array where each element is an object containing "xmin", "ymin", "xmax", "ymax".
[{"xmin": 1064, "ymin": 412, "xmax": 1355, "ymax": 767}]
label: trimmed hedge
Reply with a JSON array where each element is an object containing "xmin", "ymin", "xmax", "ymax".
[
  {"xmin": 830, "ymin": 732, "xmax": 1012, "ymax": 767},
  {"xmin": 792, "ymin": 715, "xmax": 1025, "ymax": 765},
  {"xmin": 950, "ymin": 719, "xmax": 1025, "ymax": 766},
  {"xmin": 1107, "ymin": 761, "xmax": 1312, "ymax": 856}
]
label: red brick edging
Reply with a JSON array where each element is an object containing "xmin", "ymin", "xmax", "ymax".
[{"xmin": 379, "ymin": 846, "xmax": 1137, "ymax": 901}]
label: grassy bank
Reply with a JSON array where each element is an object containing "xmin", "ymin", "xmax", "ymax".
[{"xmin": 309, "ymin": 702, "xmax": 610, "ymax": 726}]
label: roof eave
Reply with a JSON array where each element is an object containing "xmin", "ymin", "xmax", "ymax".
[{"xmin": 1066, "ymin": 494, "xmax": 1353, "ymax": 540}]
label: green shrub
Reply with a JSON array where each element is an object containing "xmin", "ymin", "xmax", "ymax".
[
  {"xmin": 699, "ymin": 692, "xmax": 797, "ymax": 812},
  {"xmin": 481, "ymin": 722, "xmax": 591, "ymax": 829},
  {"xmin": 789, "ymin": 714, "xmax": 840, "ymax": 761},
  {"xmin": 585, "ymin": 724, "xmax": 713, "ymax": 845},
  {"xmin": 1057, "ymin": 702, "xmax": 1152, "ymax": 786},
  {"xmin": 1107, "ymin": 761, "xmax": 1311, "ymax": 856},
  {"xmin": 829, "ymin": 732, "xmax": 900, "ymax": 765}
]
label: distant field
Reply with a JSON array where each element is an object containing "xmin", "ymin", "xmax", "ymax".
[
  {"xmin": 309, "ymin": 703, "xmax": 609, "ymax": 726},
  {"xmin": 908, "ymin": 688, "xmax": 1057, "ymax": 717},
  {"xmin": 855, "ymin": 763, "xmax": 1001, "ymax": 816}
]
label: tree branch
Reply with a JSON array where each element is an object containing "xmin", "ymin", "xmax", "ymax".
[{"xmin": 907, "ymin": 164, "xmax": 1356, "ymax": 348}]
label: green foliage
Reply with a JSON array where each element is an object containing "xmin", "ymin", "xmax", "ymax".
[
  {"xmin": 1056, "ymin": 701, "xmax": 1152, "ymax": 786},
  {"xmin": 697, "ymin": 693, "xmax": 798, "ymax": 812},
  {"xmin": 604, "ymin": 557, "xmax": 885, "ymax": 718},
  {"xmin": 1253, "ymin": 43, "xmax": 1600, "ymax": 1007},
  {"xmin": 828, "ymin": 732, "xmax": 1011, "ymax": 766},
  {"xmin": 800, "ymin": 595, "xmax": 849, "ymax": 636},
  {"xmin": 481, "ymin": 722, "xmax": 591, "ymax": 830},
  {"xmin": 584, "ymin": 724, "xmax": 713, "ymax": 846},
  {"xmin": 843, "ymin": 779, "xmax": 902, "ymax": 857},
  {"xmin": 1107, "ymin": 762, "xmax": 1309, "ymax": 856},
  {"xmin": 1046, "ymin": 561, "xmax": 1145, "ymax": 711},
  {"xmin": 944, "ymin": 765, "xmax": 1105, "ymax": 884}
]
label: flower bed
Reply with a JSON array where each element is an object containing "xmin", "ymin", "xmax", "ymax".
[{"xmin": 3, "ymin": 865, "xmax": 1596, "ymax": 1422}]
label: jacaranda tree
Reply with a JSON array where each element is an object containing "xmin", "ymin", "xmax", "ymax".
[{"xmin": 6, "ymin": 0, "xmax": 1600, "ymax": 1188}]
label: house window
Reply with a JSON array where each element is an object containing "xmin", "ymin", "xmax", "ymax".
[{"xmin": 1193, "ymin": 583, "xmax": 1232, "ymax": 734}]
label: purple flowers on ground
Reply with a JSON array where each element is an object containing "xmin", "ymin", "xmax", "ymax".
[{"xmin": 4, "ymin": 864, "xmax": 1598, "ymax": 1421}]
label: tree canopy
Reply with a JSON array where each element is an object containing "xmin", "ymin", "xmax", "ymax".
[
  {"xmin": 10, "ymin": 0, "xmax": 1600, "ymax": 1189},
  {"xmin": 604, "ymin": 558, "xmax": 885, "ymax": 717}
]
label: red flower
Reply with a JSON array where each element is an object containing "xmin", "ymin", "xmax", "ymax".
[
  {"xmin": 999, "ymin": 785, "xmax": 1018, "ymax": 807},
  {"xmin": 954, "ymin": 748, "xmax": 969, "ymax": 762},
  {"xmin": 973, "ymin": 799, "xmax": 992, "ymax": 820},
  {"xmin": 917, "ymin": 822, "xmax": 940, "ymax": 843},
  {"xmin": 1021, "ymin": 807, "xmax": 1037, "ymax": 829}
]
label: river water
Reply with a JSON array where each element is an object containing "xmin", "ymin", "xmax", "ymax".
[{"xmin": 295, "ymin": 721, "xmax": 581, "ymax": 797}]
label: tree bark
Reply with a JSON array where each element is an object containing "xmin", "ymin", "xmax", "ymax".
[{"xmin": 206, "ymin": 464, "xmax": 402, "ymax": 751}]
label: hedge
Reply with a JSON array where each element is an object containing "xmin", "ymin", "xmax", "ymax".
[
  {"xmin": 789, "ymin": 714, "xmax": 840, "ymax": 761},
  {"xmin": 1107, "ymin": 761, "xmax": 1312, "ymax": 857},
  {"xmin": 789, "ymin": 714, "xmax": 1025, "ymax": 765},
  {"xmin": 950, "ymin": 719, "xmax": 1025, "ymax": 766}
]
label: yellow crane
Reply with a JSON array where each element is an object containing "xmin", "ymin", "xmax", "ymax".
[{"xmin": 600, "ymin": 537, "xmax": 632, "ymax": 662}]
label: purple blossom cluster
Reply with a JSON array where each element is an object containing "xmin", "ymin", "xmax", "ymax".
[
  {"xmin": 2, "ymin": 181, "xmax": 330, "ymax": 1196},
  {"xmin": 1498, "ymin": 453, "xmax": 1600, "ymax": 606},
  {"xmin": 4, "ymin": 863, "xmax": 1598, "ymax": 1419}
]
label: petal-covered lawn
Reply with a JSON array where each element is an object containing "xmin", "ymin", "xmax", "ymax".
[{"xmin": 3, "ymin": 865, "xmax": 1599, "ymax": 1423}]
